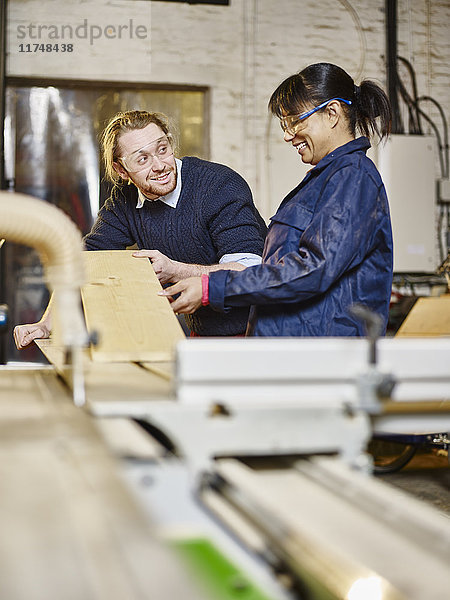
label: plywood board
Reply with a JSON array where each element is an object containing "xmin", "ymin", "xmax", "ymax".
[
  {"xmin": 81, "ymin": 250, "xmax": 185, "ymax": 362},
  {"xmin": 396, "ymin": 296, "xmax": 450, "ymax": 337}
]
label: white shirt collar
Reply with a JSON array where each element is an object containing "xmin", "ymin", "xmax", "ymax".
[{"xmin": 136, "ymin": 158, "xmax": 183, "ymax": 209}]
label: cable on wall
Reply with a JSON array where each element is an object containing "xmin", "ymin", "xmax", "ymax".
[
  {"xmin": 335, "ymin": 0, "xmax": 367, "ymax": 82},
  {"xmin": 386, "ymin": 0, "xmax": 403, "ymax": 133},
  {"xmin": 417, "ymin": 95, "xmax": 449, "ymax": 180},
  {"xmin": 396, "ymin": 56, "xmax": 423, "ymax": 135}
]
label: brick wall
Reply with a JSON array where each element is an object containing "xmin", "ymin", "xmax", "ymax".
[{"xmin": 7, "ymin": 0, "xmax": 450, "ymax": 220}]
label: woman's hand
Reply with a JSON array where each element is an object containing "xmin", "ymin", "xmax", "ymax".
[{"xmin": 158, "ymin": 277, "xmax": 203, "ymax": 314}]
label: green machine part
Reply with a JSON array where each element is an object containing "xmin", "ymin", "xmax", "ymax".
[{"xmin": 173, "ymin": 537, "xmax": 276, "ymax": 600}]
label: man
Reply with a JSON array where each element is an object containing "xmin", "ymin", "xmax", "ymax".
[{"xmin": 14, "ymin": 110, "xmax": 267, "ymax": 348}]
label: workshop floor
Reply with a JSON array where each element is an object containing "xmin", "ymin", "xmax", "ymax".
[{"xmin": 376, "ymin": 448, "xmax": 450, "ymax": 516}]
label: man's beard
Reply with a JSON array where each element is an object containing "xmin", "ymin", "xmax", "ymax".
[{"xmin": 137, "ymin": 165, "xmax": 177, "ymax": 199}]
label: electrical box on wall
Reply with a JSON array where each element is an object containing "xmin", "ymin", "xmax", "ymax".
[{"xmin": 374, "ymin": 135, "xmax": 437, "ymax": 273}]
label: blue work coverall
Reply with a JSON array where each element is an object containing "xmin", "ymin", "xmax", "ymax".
[{"xmin": 208, "ymin": 137, "xmax": 393, "ymax": 336}]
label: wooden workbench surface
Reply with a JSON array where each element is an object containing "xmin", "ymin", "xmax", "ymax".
[
  {"xmin": 396, "ymin": 295, "xmax": 450, "ymax": 337},
  {"xmin": 0, "ymin": 367, "xmax": 201, "ymax": 600},
  {"xmin": 36, "ymin": 339, "xmax": 174, "ymax": 416}
]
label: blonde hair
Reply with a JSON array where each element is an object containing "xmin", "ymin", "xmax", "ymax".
[{"xmin": 101, "ymin": 110, "xmax": 173, "ymax": 184}]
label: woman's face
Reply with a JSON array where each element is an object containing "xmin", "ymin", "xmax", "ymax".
[{"xmin": 281, "ymin": 101, "xmax": 342, "ymax": 166}]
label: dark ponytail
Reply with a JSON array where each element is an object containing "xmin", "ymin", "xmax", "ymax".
[
  {"xmin": 356, "ymin": 79, "xmax": 391, "ymax": 140},
  {"xmin": 269, "ymin": 63, "xmax": 392, "ymax": 142}
]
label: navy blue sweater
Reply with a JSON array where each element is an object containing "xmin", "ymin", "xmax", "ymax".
[{"xmin": 84, "ymin": 156, "xmax": 267, "ymax": 335}]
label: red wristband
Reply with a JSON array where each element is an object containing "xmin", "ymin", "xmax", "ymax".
[{"xmin": 201, "ymin": 274, "xmax": 209, "ymax": 306}]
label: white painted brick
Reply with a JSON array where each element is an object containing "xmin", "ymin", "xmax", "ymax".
[{"xmin": 6, "ymin": 0, "xmax": 450, "ymax": 220}]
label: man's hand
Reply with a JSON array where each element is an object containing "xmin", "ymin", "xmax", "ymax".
[
  {"xmin": 133, "ymin": 249, "xmax": 249, "ymax": 285},
  {"xmin": 132, "ymin": 249, "xmax": 179, "ymax": 285},
  {"xmin": 13, "ymin": 321, "xmax": 51, "ymax": 349},
  {"xmin": 158, "ymin": 277, "xmax": 203, "ymax": 314}
]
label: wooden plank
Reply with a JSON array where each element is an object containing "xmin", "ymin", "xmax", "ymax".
[
  {"xmin": 81, "ymin": 250, "xmax": 185, "ymax": 362},
  {"xmin": 35, "ymin": 339, "xmax": 173, "ymax": 410},
  {"xmin": 396, "ymin": 296, "xmax": 450, "ymax": 337}
]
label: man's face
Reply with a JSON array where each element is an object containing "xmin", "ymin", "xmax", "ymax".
[{"xmin": 114, "ymin": 123, "xmax": 177, "ymax": 199}]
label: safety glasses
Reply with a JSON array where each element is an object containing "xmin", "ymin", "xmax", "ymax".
[{"xmin": 280, "ymin": 98, "xmax": 352, "ymax": 135}]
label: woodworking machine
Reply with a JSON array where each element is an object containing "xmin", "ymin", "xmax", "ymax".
[
  {"xmin": 1, "ymin": 192, "xmax": 450, "ymax": 600},
  {"xmin": 89, "ymin": 336, "xmax": 450, "ymax": 600}
]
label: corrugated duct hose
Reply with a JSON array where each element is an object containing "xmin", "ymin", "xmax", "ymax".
[{"xmin": 0, "ymin": 191, "xmax": 88, "ymax": 405}]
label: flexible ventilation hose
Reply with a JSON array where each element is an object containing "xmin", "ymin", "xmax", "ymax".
[{"xmin": 0, "ymin": 191, "xmax": 87, "ymax": 350}]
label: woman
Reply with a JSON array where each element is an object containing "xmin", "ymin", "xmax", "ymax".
[{"xmin": 161, "ymin": 63, "xmax": 394, "ymax": 337}]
